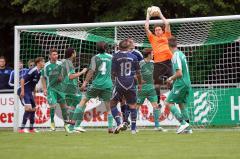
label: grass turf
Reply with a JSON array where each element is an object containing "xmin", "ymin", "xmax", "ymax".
[{"xmin": 0, "ymin": 130, "xmax": 240, "ymax": 159}]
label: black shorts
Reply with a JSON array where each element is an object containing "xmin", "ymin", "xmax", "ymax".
[{"xmin": 154, "ymin": 60, "xmax": 173, "ymax": 85}]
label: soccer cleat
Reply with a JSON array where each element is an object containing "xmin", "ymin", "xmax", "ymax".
[
  {"xmin": 176, "ymin": 122, "xmax": 189, "ymax": 134},
  {"xmin": 108, "ymin": 128, "xmax": 114, "ymax": 134},
  {"xmin": 131, "ymin": 130, "xmax": 137, "ymax": 135},
  {"xmin": 29, "ymin": 129, "xmax": 39, "ymax": 133},
  {"xmin": 50, "ymin": 122, "xmax": 56, "ymax": 131},
  {"xmin": 18, "ymin": 129, "xmax": 29, "ymax": 133},
  {"xmin": 183, "ymin": 128, "xmax": 193, "ymax": 134},
  {"xmin": 74, "ymin": 126, "xmax": 86, "ymax": 132},
  {"xmin": 113, "ymin": 123, "xmax": 124, "ymax": 134},
  {"xmin": 65, "ymin": 124, "xmax": 74, "ymax": 133},
  {"xmin": 121, "ymin": 122, "xmax": 128, "ymax": 131},
  {"xmin": 154, "ymin": 127, "xmax": 168, "ymax": 132}
]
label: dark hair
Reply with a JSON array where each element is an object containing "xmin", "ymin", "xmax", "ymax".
[
  {"xmin": 65, "ymin": 47, "xmax": 75, "ymax": 58},
  {"xmin": 168, "ymin": 36, "xmax": 178, "ymax": 48},
  {"xmin": 0, "ymin": 56, "xmax": 6, "ymax": 61},
  {"xmin": 50, "ymin": 48, "xmax": 57, "ymax": 54},
  {"xmin": 35, "ymin": 57, "xmax": 45, "ymax": 65},
  {"xmin": 142, "ymin": 48, "xmax": 153, "ymax": 58},
  {"xmin": 96, "ymin": 41, "xmax": 108, "ymax": 54},
  {"xmin": 153, "ymin": 24, "xmax": 165, "ymax": 34},
  {"xmin": 119, "ymin": 39, "xmax": 129, "ymax": 50}
]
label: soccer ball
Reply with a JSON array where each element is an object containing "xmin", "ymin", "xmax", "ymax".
[{"xmin": 147, "ymin": 6, "xmax": 160, "ymax": 17}]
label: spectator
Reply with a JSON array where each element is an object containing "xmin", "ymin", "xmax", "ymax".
[{"xmin": 0, "ymin": 56, "xmax": 12, "ymax": 90}]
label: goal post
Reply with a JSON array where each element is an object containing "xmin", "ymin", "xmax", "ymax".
[{"xmin": 14, "ymin": 15, "xmax": 240, "ymax": 131}]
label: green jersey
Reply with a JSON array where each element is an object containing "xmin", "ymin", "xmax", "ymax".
[
  {"xmin": 61, "ymin": 59, "xmax": 80, "ymax": 95},
  {"xmin": 172, "ymin": 49, "xmax": 191, "ymax": 87},
  {"xmin": 139, "ymin": 59, "xmax": 155, "ymax": 89},
  {"xmin": 89, "ymin": 53, "xmax": 112, "ymax": 89},
  {"xmin": 42, "ymin": 60, "xmax": 63, "ymax": 90}
]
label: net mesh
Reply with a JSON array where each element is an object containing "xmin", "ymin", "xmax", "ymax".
[{"xmin": 18, "ymin": 17, "xmax": 240, "ymax": 129}]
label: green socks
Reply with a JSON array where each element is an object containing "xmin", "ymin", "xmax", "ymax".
[
  {"xmin": 72, "ymin": 105, "xmax": 86, "ymax": 124},
  {"xmin": 61, "ymin": 107, "xmax": 68, "ymax": 121},
  {"xmin": 50, "ymin": 107, "xmax": 55, "ymax": 123},
  {"xmin": 180, "ymin": 107, "xmax": 190, "ymax": 122},
  {"xmin": 107, "ymin": 114, "xmax": 113, "ymax": 129},
  {"xmin": 170, "ymin": 105, "xmax": 185, "ymax": 124},
  {"xmin": 153, "ymin": 108, "xmax": 160, "ymax": 128}
]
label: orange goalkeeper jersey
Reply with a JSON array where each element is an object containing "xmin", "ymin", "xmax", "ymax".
[{"xmin": 148, "ymin": 31, "xmax": 173, "ymax": 63}]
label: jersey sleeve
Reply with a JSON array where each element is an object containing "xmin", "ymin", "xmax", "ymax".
[
  {"xmin": 8, "ymin": 70, "xmax": 14, "ymax": 87},
  {"xmin": 89, "ymin": 56, "xmax": 97, "ymax": 71},
  {"xmin": 111, "ymin": 55, "xmax": 117, "ymax": 75},
  {"xmin": 164, "ymin": 31, "xmax": 172, "ymax": 38},
  {"xmin": 173, "ymin": 53, "xmax": 182, "ymax": 70},
  {"xmin": 148, "ymin": 32, "xmax": 154, "ymax": 43},
  {"xmin": 23, "ymin": 69, "xmax": 33, "ymax": 82}
]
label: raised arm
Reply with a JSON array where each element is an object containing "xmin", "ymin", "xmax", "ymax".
[
  {"xmin": 145, "ymin": 8, "xmax": 152, "ymax": 37},
  {"xmin": 159, "ymin": 9, "xmax": 171, "ymax": 33}
]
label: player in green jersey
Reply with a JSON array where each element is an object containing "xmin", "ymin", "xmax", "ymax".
[
  {"xmin": 62, "ymin": 48, "xmax": 88, "ymax": 132},
  {"xmin": 41, "ymin": 48, "xmax": 68, "ymax": 131},
  {"xmin": 165, "ymin": 37, "xmax": 192, "ymax": 134},
  {"xmin": 137, "ymin": 48, "xmax": 167, "ymax": 132},
  {"xmin": 66, "ymin": 42, "xmax": 114, "ymax": 133}
]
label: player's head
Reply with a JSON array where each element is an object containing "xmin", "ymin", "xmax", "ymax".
[
  {"xmin": 127, "ymin": 38, "xmax": 135, "ymax": 50},
  {"xmin": 168, "ymin": 36, "xmax": 178, "ymax": 51},
  {"xmin": 49, "ymin": 48, "xmax": 58, "ymax": 61},
  {"xmin": 35, "ymin": 57, "xmax": 45, "ymax": 69},
  {"xmin": 96, "ymin": 41, "xmax": 108, "ymax": 54},
  {"xmin": 65, "ymin": 47, "xmax": 76, "ymax": 59},
  {"xmin": 19, "ymin": 60, "xmax": 23, "ymax": 70},
  {"xmin": 153, "ymin": 24, "xmax": 165, "ymax": 37},
  {"xmin": 28, "ymin": 59, "xmax": 35, "ymax": 69},
  {"xmin": 119, "ymin": 39, "xmax": 130, "ymax": 51},
  {"xmin": 142, "ymin": 48, "xmax": 153, "ymax": 59},
  {"xmin": 0, "ymin": 56, "xmax": 6, "ymax": 68}
]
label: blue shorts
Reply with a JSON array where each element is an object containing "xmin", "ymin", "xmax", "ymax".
[
  {"xmin": 19, "ymin": 92, "xmax": 36, "ymax": 108},
  {"xmin": 112, "ymin": 86, "xmax": 137, "ymax": 104}
]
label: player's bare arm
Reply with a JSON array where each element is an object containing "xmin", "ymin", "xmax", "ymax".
[
  {"xmin": 145, "ymin": 9, "xmax": 152, "ymax": 36},
  {"xmin": 41, "ymin": 77, "xmax": 47, "ymax": 96},
  {"xmin": 69, "ymin": 68, "xmax": 88, "ymax": 80},
  {"xmin": 159, "ymin": 8, "xmax": 171, "ymax": 32},
  {"xmin": 81, "ymin": 69, "xmax": 94, "ymax": 91},
  {"xmin": 166, "ymin": 69, "xmax": 182, "ymax": 88},
  {"xmin": 20, "ymin": 78, "xmax": 25, "ymax": 98}
]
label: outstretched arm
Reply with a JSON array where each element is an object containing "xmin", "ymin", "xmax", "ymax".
[
  {"xmin": 145, "ymin": 8, "xmax": 152, "ymax": 37},
  {"xmin": 159, "ymin": 9, "xmax": 171, "ymax": 33}
]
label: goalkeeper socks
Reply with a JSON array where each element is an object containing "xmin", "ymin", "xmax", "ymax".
[
  {"xmin": 170, "ymin": 105, "xmax": 185, "ymax": 124},
  {"xmin": 153, "ymin": 108, "xmax": 160, "ymax": 128},
  {"xmin": 21, "ymin": 111, "xmax": 30, "ymax": 129},
  {"xmin": 130, "ymin": 108, "xmax": 137, "ymax": 131},
  {"xmin": 61, "ymin": 107, "xmax": 68, "ymax": 121},
  {"xmin": 29, "ymin": 111, "xmax": 35, "ymax": 130},
  {"xmin": 107, "ymin": 113, "xmax": 113, "ymax": 129},
  {"xmin": 180, "ymin": 107, "xmax": 190, "ymax": 123},
  {"xmin": 111, "ymin": 106, "xmax": 121, "ymax": 126},
  {"xmin": 50, "ymin": 107, "xmax": 55, "ymax": 123}
]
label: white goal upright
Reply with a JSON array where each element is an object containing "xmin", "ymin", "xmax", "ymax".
[{"xmin": 14, "ymin": 15, "xmax": 240, "ymax": 132}]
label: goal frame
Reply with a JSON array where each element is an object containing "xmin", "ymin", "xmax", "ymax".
[{"xmin": 14, "ymin": 15, "xmax": 240, "ymax": 132}]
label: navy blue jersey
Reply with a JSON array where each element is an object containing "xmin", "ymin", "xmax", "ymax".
[
  {"xmin": 9, "ymin": 68, "xmax": 29, "ymax": 87},
  {"xmin": 18, "ymin": 67, "xmax": 41, "ymax": 93},
  {"xmin": 131, "ymin": 49, "xmax": 143, "ymax": 62},
  {"xmin": 0, "ymin": 67, "xmax": 12, "ymax": 89},
  {"xmin": 112, "ymin": 51, "xmax": 140, "ymax": 90}
]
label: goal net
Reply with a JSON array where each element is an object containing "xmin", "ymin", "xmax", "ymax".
[{"xmin": 14, "ymin": 15, "xmax": 240, "ymax": 131}]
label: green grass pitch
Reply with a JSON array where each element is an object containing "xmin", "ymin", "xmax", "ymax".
[{"xmin": 1, "ymin": 129, "xmax": 240, "ymax": 159}]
